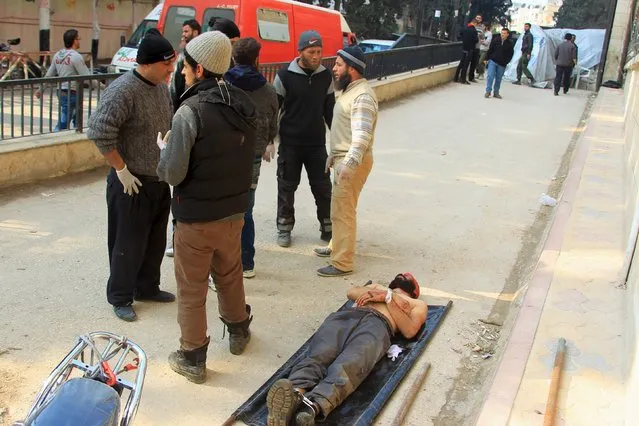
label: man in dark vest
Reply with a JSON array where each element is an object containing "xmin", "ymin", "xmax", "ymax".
[
  {"xmin": 273, "ymin": 30, "xmax": 335, "ymax": 248},
  {"xmin": 157, "ymin": 31, "xmax": 257, "ymax": 384}
]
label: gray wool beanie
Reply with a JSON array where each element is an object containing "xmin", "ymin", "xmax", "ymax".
[
  {"xmin": 185, "ymin": 31, "xmax": 232, "ymax": 75},
  {"xmin": 298, "ymin": 30, "xmax": 323, "ymax": 51}
]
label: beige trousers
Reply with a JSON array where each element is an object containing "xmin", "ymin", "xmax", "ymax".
[{"xmin": 329, "ymin": 155, "xmax": 373, "ymax": 271}]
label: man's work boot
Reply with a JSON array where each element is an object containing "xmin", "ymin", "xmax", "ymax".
[
  {"xmin": 267, "ymin": 379, "xmax": 301, "ymax": 426},
  {"xmin": 168, "ymin": 339, "xmax": 209, "ymax": 384},
  {"xmin": 221, "ymin": 305, "xmax": 253, "ymax": 355},
  {"xmin": 295, "ymin": 401, "xmax": 319, "ymax": 426},
  {"xmin": 277, "ymin": 231, "xmax": 291, "ymax": 248},
  {"xmin": 113, "ymin": 305, "xmax": 137, "ymax": 322}
]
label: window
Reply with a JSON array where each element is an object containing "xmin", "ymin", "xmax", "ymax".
[
  {"xmin": 257, "ymin": 8, "xmax": 290, "ymax": 42},
  {"xmin": 164, "ymin": 6, "xmax": 196, "ymax": 50},
  {"xmin": 203, "ymin": 8, "xmax": 236, "ymax": 32},
  {"xmin": 126, "ymin": 19, "xmax": 158, "ymax": 48}
]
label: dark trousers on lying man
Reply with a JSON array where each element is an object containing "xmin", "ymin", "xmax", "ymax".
[{"xmin": 267, "ymin": 308, "xmax": 392, "ymax": 424}]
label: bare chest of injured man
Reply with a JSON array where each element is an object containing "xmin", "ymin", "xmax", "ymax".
[{"xmin": 354, "ymin": 302, "xmax": 397, "ymax": 333}]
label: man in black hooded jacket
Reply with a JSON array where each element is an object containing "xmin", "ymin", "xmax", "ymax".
[{"xmin": 157, "ymin": 31, "xmax": 257, "ymax": 384}]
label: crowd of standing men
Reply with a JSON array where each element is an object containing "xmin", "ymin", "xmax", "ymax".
[
  {"xmin": 85, "ymin": 17, "xmax": 379, "ymax": 385},
  {"xmin": 453, "ymin": 15, "xmax": 580, "ymax": 99}
]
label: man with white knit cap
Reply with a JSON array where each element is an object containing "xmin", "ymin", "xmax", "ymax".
[{"xmin": 157, "ymin": 31, "xmax": 257, "ymax": 384}]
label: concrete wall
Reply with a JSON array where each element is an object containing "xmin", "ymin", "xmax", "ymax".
[
  {"xmin": 0, "ymin": 0, "xmax": 157, "ymax": 61},
  {"xmin": 0, "ymin": 133, "xmax": 105, "ymax": 188},
  {"xmin": 603, "ymin": 0, "xmax": 634, "ymax": 82},
  {"xmin": 621, "ymin": 57, "xmax": 639, "ymax": 425},
  {"xmin": 0, "ymin": 64, "xmax": 458, "ymax": 189}
]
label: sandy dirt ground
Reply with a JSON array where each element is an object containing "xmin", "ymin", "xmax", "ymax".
[{"xmin": 0, "ymin": 82, "xmax": 589, "ymax": 425}]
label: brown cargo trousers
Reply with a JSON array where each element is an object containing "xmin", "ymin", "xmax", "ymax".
[
  {"xmin": 329, "ymin": 154, "xmax": 373, "ymax": 272},
  {"xmin": 174, "ymin": 219, "xmax": 248, "ymax": 351}
]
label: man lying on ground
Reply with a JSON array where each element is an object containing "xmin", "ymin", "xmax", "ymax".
[{"xmin": 266, "ymin": 273, "xmax": 428, "ymax": 426}]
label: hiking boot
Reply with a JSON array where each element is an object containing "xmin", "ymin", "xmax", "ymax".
[
  {"xmin": 134, "ymin": 290, "xmax": 175, "ymax": 303},
  {"xmin": 267, "ymin": 379, "xmax": 301, "ymax": 426},
  {"xmin": 220, "ymin": 305, "xmax": 253, "ymax": 355},
  {"xmin": 317, "ymin": 265, "xmax": 352, "ymax": 278},
  {"xmin": 295, "ymin": 402, "xmax": 319, "ymax": 426},
  {"xmin": 320, "ymin": 230, "xmax": 332, "ymax": 242},
  {"xmin": 494, "ymin": 94, "xmax": 503, "ymax": 99},
  {"xmin": 113, "ymin": 305, "xmax": 137, "ymax": 322},
  {"xmin": 277, "ymin": 231, "xmax": 291, "ymax": 248},
  {"xmin": 512, "ymin": 80, "xmax": 522, "ymax": 85},
  {"xmin": 168, "ymin": 340, "xmax": 209, "ymax": 384},
  {"xmin": 313, "ymin": 247, "xmax": 332, "ymax": 258}
]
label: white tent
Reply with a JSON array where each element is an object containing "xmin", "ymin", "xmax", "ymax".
[{"xmin": 503, "ymin": 24, "xmax": 606, "ymax": 86}]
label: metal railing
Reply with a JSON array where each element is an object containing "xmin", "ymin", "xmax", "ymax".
[
  {"xmin": 0, "ymin": 73, "xmax": 118, "ymax": 140},
  {"xmin": 363, "ymin": 42, "xmax": 461, "ymax": 80},
  {"xmin": 0, "ymin": 42, "xmax": 461, "ymax": 141}
]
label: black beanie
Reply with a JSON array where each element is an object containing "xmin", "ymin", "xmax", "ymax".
[
  {"xmin": 136, "ymin": 28, "xmax": 176, "ymax": 65},
  {"xmin": 337, "ymin": 46, "xmax": 366, "ymax": 75}
]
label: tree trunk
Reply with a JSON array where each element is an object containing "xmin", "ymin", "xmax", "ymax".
[
  {"xmin": 335, "ymin": 0, "xmax": 342, "ymax": 11},
  {"xmin": 39, "ymin": 0, "xmax": 50, "ymax": 65},
  {"xmin": 91, "ymin": 0, "xmax": 100, "ymax": 68}
]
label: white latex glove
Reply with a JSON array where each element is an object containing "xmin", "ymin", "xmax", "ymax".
[
  {"xmin": 325, "ymin": 154, "xmax": 334, "ymax": 173},
  {"xmin": 263, "ymin": 143, "xmax": 275, "ymax": 162},
  {"xmin": 116, "ymin": 165, "xmax": 142, "ymax": 196},
  {"xmin": 157, "ymin": 131, "xmax": 171, "ymax": 150},
  {"xmin": 387, "ymin": 344, "xmax": 403, "ymax": 361}
]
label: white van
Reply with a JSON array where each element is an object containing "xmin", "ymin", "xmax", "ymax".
[{"xmin": 108, "ymin": 3, "xmax": 164, "ymax": 73}]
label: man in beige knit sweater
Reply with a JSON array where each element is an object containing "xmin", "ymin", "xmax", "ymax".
[{"xmin": 316, "ymin": 46, "xmax": 378, "ymax": 277}]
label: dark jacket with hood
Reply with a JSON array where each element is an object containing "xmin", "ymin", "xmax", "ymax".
[
  {"xmin": 157, "ymin": 78, "xmax": 257, "ymax": 223},
  {"xmin": 272, "ymin": 58, "xmax": 335, "ymax": 146},
  {"xmin": 225, "ymin": 64, "xmax": 278, "ymax": 156},
  {"xmin": 487, "ymin": 35, "xmax": 515, "ymax": 67}
]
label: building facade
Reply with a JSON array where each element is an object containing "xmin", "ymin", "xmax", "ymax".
[{"xmin": 0, "ymin": 0, "xmax": 157, "ymax": 61}]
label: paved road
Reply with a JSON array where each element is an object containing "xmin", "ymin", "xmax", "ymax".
[{"xmin": 0, "ymin": 82, "xmax": 589, "ymax": 425}]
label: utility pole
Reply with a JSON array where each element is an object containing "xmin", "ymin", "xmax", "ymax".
[{"xmin": 39, "ymin": 0, "xmax": 50, "ymax": 65}]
